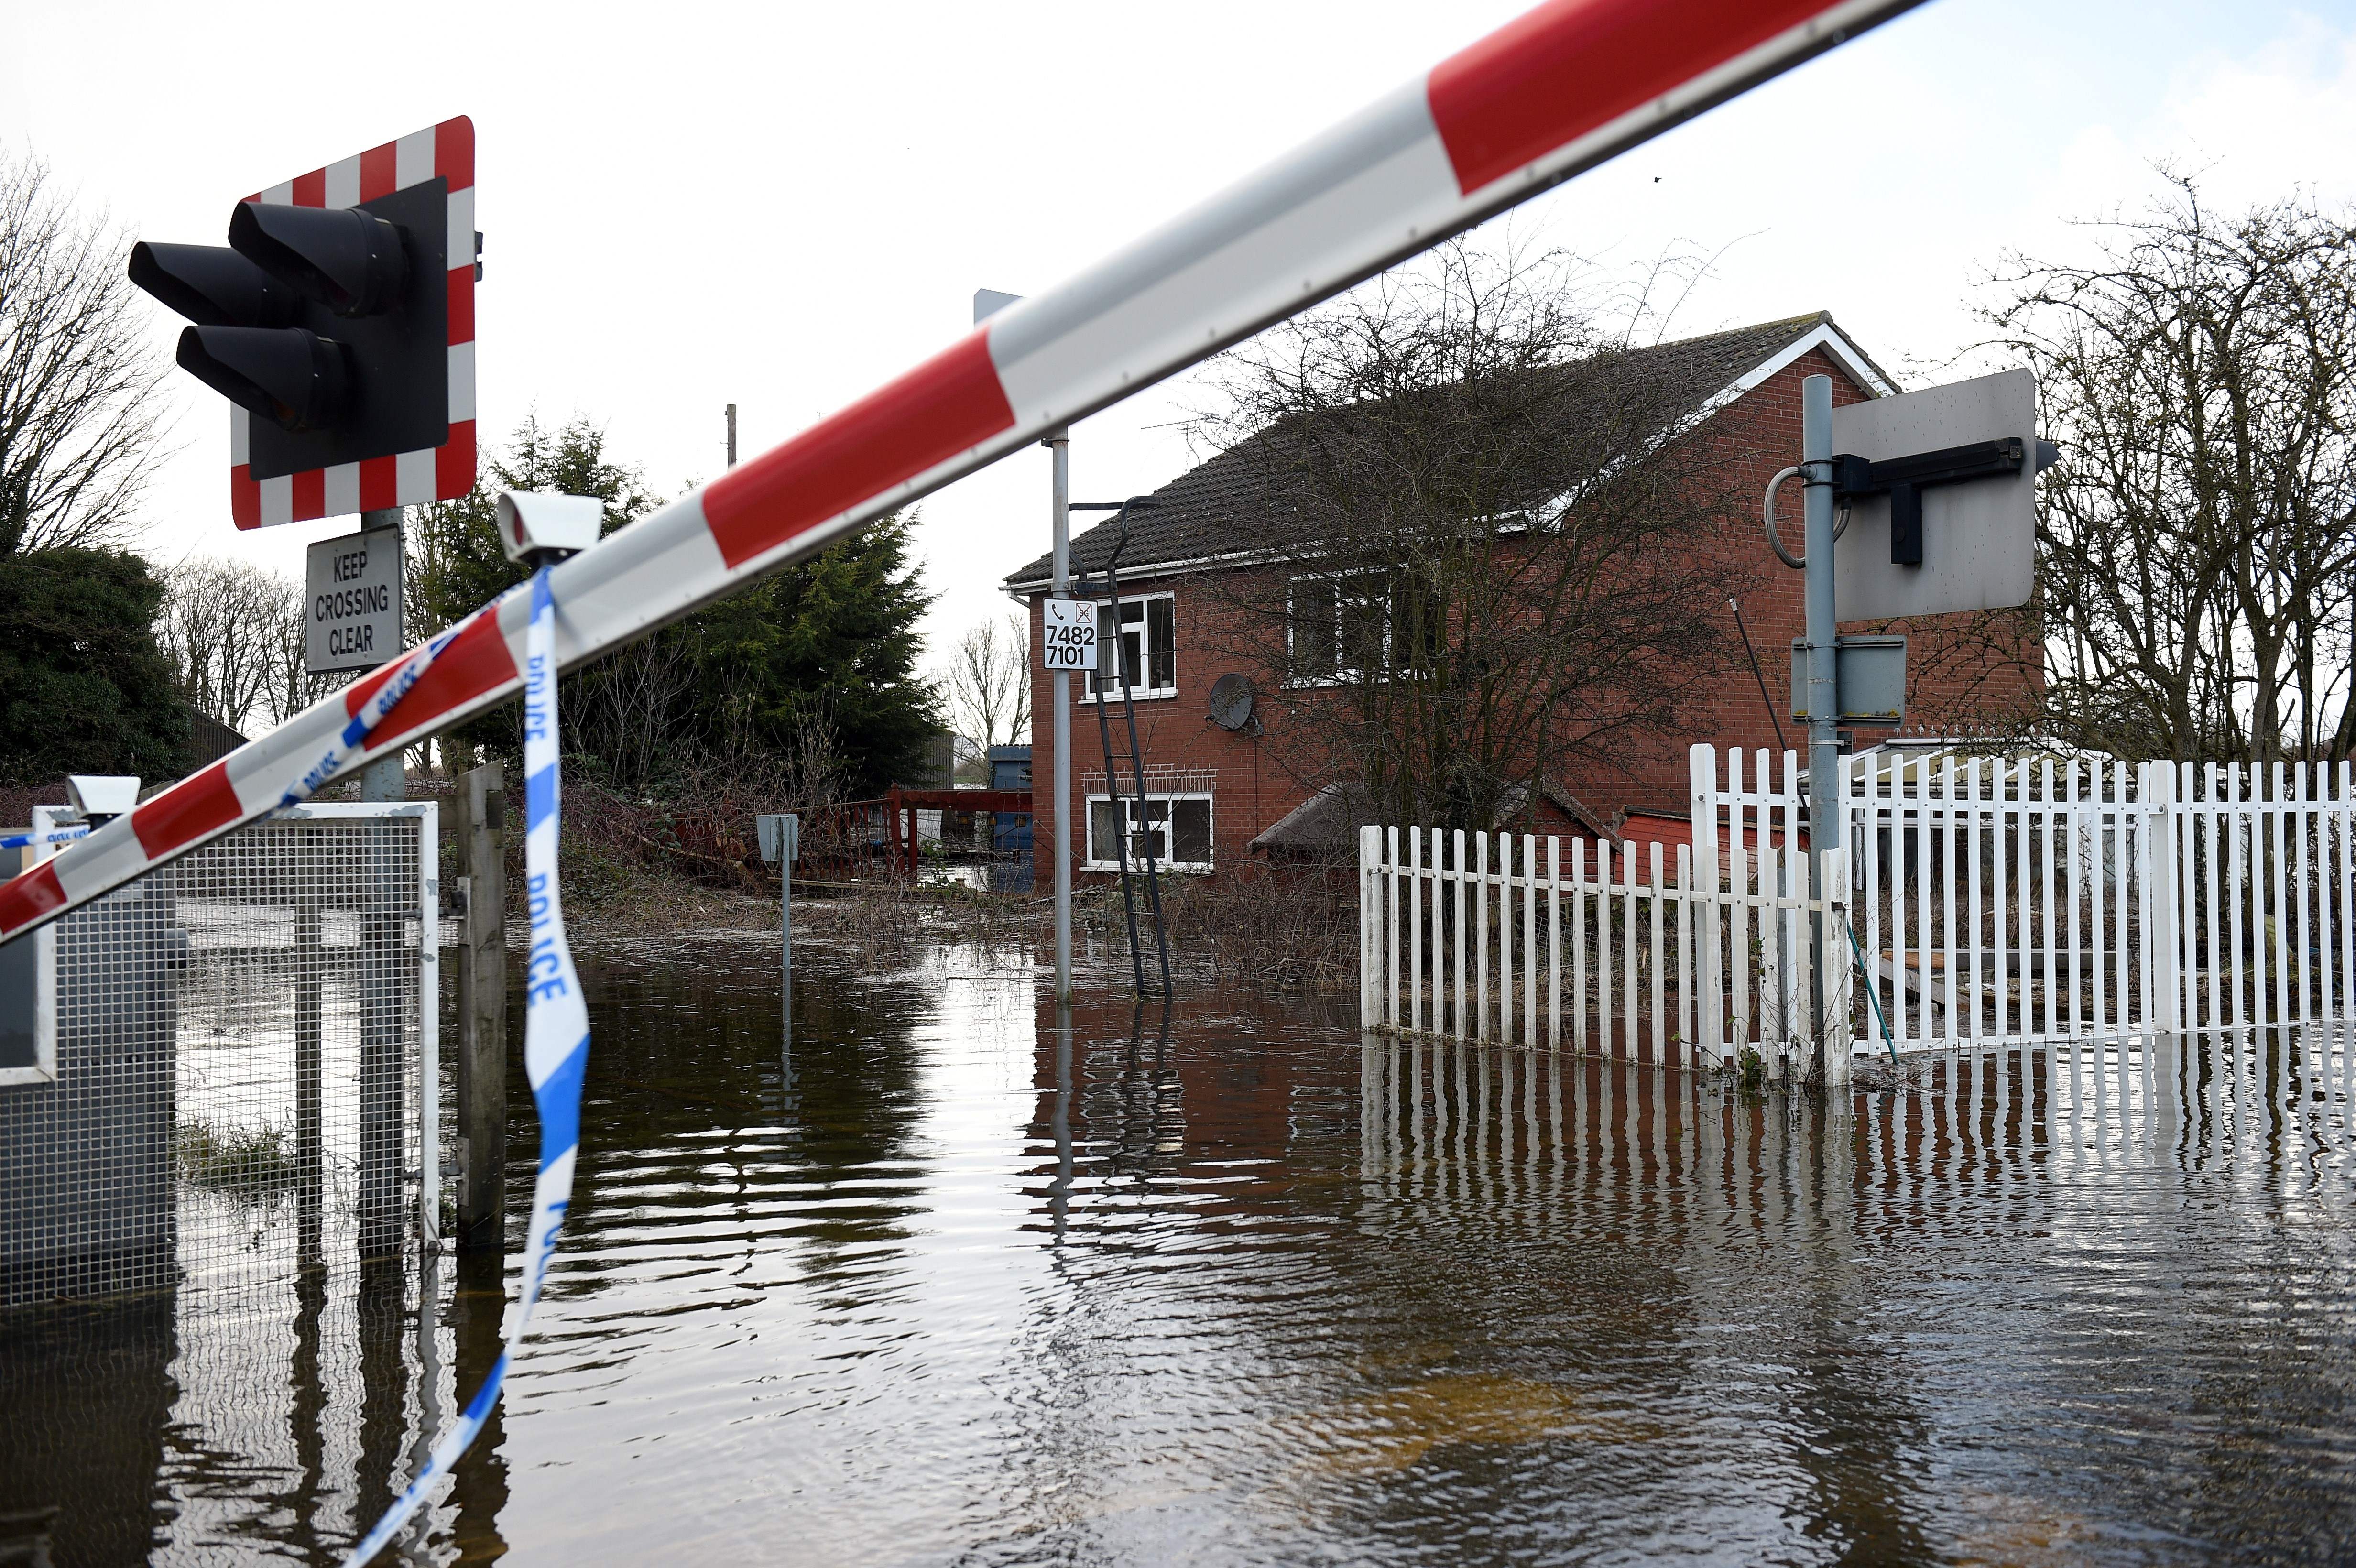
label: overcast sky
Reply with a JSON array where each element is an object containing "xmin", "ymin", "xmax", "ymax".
[{"xmin": 5, "ymin": 0, "xmax": 2355, "ymax": 675}]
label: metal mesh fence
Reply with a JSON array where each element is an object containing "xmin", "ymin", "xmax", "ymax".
[{"xmin": 0, "ymin": 803, "xmax": 438, "ymax": 1309}]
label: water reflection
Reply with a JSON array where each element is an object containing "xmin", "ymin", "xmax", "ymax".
[
  {"xmin": 7, "ymin": 936, "xmax": 2356, "ymax": 1565},
  {"xmin": 1356, "ymin": 1027, "xmax": 2356, "ymax": 1563}
]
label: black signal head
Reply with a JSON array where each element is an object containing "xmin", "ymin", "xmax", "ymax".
[
  {"xmin": 176, "ymin": 326, "xmax": 352, "ymax": 433},
  {"xmin": 229, "ymin": 201, "xmax": 410, "ymax": 318},
  {"xmin": 128, "ymin": 241, "xmax": 301, "ymax": 328},
  {"xmin": 130, "ymin": 176, "xmax": 447, "ymax": 479}
]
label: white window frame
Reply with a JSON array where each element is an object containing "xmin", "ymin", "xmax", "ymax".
[
  {"xmin": 1083, "ymin": 792, "xmax": 1215, "ymax": 872},
  {"xmin": 1080, "ymin": 590, "xmax": 1178, "ymax": 704},
  {"xmin": 1284, "ymin": 572, "xmax": 1393, "ymax": 688}
]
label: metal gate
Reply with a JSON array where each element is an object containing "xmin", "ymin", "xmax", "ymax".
[{"xmin": 0, "ymin": 802, "xmax": 439, "ymax": 1308}]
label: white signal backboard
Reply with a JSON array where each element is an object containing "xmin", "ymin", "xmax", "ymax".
[{"xmin": 1832, "ymin": 368, "xmax": 2037, "ymax": 621}]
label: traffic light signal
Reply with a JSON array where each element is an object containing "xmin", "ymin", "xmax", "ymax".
[
  {"xmin": 133, "ymin": 180, "xmax": 447, "ymax": 474},
  {"xmin": 123, "ymin": 119, "xmax": 476, "ymax": 528}
]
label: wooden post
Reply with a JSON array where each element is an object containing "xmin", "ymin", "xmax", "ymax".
[{"xmin": 454, "ymin": 762, "xmax": 508, "ymax": 1249}]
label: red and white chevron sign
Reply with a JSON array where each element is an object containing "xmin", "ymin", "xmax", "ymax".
[
  {"xmin": 231, "ymin": 116, "xmax": 477, "ymax": 529},
  {"xmin": 0, "ymin": 0, "xmax": 1916, "ymax": 942}
]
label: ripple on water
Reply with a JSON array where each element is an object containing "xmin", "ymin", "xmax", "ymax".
[{"xmin": 7, "ymin": 946, "xmax": 2356, "ymax": 1566}]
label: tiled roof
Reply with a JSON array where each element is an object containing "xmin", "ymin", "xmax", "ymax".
[{"xmin": 1003, "ymin": 312, "xmax": 1886, "ymax": 589}]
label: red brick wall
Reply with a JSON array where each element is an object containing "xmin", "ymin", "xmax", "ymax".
[
  {"xmin": 1021, "ymin": 347, "xmax": 2043, "ymax": 883},
  {"xmin": 1544, "ymin": 348, "xmax": 2042, "ymax": 816},
  {"xmin": 1024, "ymin": 574, "xmax": 1287, "ymax": 886}
]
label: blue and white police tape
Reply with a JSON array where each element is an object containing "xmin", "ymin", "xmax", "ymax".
[
  {"xmin": 274, "ymin": 610, "xmax": 480, "ymax": 814},
  {"xmin": 345, "ymin": 568, "xmax": 589, "ymax": 1566},
  {"xmin": 0, "ymin": 825, "xmax": 88, "ymax": 851}
]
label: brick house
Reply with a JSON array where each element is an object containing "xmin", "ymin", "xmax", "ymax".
[{"xmin": 1002, "ymin": 313, "xmax": 2040, "ymax": 883}]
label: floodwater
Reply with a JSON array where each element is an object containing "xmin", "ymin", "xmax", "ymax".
[{"xmin": 8, "ymin": 932, "xmax": 2356, "ymax": 1566}]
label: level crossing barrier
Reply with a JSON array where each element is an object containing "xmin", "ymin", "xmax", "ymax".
[{"xmin": 0, "ymin": 0, "xmax": 1919, "ymax": 948}]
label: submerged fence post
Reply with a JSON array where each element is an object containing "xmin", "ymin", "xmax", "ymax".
[
  {"xmin": 2144, "ymin": 761, "xmax": 2179, "ymax": 1041},
  {"xmin": 1691, "ymin": 746, "xmax": 1724, "ymax": 1064},
  {"xmin": 359, "ymin": 818, "xmax": 405, "ymax": 1257},
  {"xmin": 781, "ymin": 815, "xmax": 798, "ymax": 1046},
  {"xmin": 1822, "ymin": 846, "xmax": 1853, "ymax": 1088},
  {"xmin": 454, "ymin": 762, "xmax": 508, "ymax": 1250},
  {"xmin": 1359, "ymin": 826, "xmax": 1378, "ymax": 1032}
]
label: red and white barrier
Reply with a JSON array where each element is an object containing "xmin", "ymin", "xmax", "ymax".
[{"xmin": 0, "ymin": 0, "xmax": 1916, "ymax": 943}]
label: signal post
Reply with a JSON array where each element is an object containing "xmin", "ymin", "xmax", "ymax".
[{"xmin": 1773, "ymin": 368, "xmax": 2049, "ymax": 1086}]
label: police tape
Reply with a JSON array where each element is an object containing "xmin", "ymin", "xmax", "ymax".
[
  {"xmin": 273, "ymin": 608, "xmax": 484, "ymax": 813},
  {"xmin": 344, "ymin": 568, "xmax": 589, "ymax": 1566},
  {"xmin": 0, "ymin": 826, "xmax": 87, "ymax": 851}
]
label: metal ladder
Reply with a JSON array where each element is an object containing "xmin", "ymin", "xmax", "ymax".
[{"xmin": 1077, "ymin": 501, "xmax": 1173, "ymax": 999}]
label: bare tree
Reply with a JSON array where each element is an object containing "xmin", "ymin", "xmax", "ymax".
[
  {"xmin": 1979, "ymin": 177, "xmax": 2356, "ymax": 766},
  {"xmin": 158, "ymin": 556, "xmax": 307, "ymax": 733},
  {"xmin": 262, "ymin": 592, "xmax": 313, "ymax": 730},
  {"xmin": 774, "ymin": 710, "xmax": 850, "ymax": 808},
  {"xmin": 939, "ymin": 612, "xmax": 1030, "ymax": 751},
  {"xmin": 1189, "ymin": 241, "xmax": 1737, "ymax": 830},
  {"xmin": 0, "ymin": 150, "xmax": 170, "ymax": 555},
  {"xmin": 569, "ymin": 632, "xmax": 701, "ymax": 795}
]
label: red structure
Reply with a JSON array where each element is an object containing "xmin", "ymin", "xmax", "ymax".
[
  {"xmin": 782, "ymin": 788, "xmax": 1034, "ymax": 882},
  {"xmin": 880, "ymin": 788, "xmax": 1031, "ymax": 877}
]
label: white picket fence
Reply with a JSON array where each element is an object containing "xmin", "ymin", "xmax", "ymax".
[
  {"xmin": 1834, "ymin": 745, "xmax": 2356, "ymax": 1048},
  {"xmin": 1354, "ymin": 821, "xmax": 1851, "ymax": 1068},
  {"xmin": 1358, "ymin": 743, "xmax": 2356, "ymax": 1064}
]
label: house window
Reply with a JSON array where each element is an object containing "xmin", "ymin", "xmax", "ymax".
[
  {"xmin": 1088, "ymin": 593, "xmax": 1176, "ymax": 700},
  {"xmin": 1287, "ymin": 575, "xmax": 1399, "ymax": 682},
  {"xmin": 1085, "ymin": 794, "xmax": 1213, "ymax": 871}
]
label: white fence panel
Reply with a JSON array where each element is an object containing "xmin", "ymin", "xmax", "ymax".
[
  {"xmin": 1359, "ymin": 745, "xmax": 2356, "ymax": 1065},
  {"xmin": 1357, "ymin": 821, "xmax": 1849, "ymax": 1070}
]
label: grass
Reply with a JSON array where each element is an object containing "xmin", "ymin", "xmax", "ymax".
[{"xmin": 175, "ymin": 1118, "xmax": 296, "ymax": 1195}]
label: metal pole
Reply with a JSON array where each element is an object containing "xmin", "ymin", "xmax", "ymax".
[
  {"xmin": 359, "ymin": 507, "xmax": 405, "ymax": 803},
  {"xmin": 1801, "ymin": 373, "xmax": 1849, "ymax": 1088},
  {"xmin": 1050, "ymin": 999, "xmax": 1073, "ymax": 1245},
  {"xmin": 726, "ymin": 404, "xmax": 738, "ymax": 469},
  {"xmin": 1048, "ymin": 430, "xmax": 1073, "ymax": 1003},
  {"xmin": 780, "ymin": 813, "xmax": 796, "ymax": 1050}
]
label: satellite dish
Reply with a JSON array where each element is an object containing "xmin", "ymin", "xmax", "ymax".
[{"xmin": 1208, "ymin": 673, "xmax": 1256, "ymax": 732}]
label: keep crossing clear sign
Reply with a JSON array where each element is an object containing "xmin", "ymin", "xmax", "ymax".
[
  {"xmin": 305, "ymin": 527, "xmax": 404, "ymax": 676},
  {"xmin": 1042, "ymin": 597, "xmax": 1096, "ymax": 671}
]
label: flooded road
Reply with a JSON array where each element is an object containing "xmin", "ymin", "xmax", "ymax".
[{"xmin": 7, "ymin": 932, "xmax": 2356, "ymax": 1565}]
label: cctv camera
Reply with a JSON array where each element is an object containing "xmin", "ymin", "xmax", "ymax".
[
  {"xmin": 496, "ymin": 491, "xmax": 604, "ymax": 565},
  {"xmin": 65, "ymin": 775, "xmax": 141, "ymax": 824}
]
